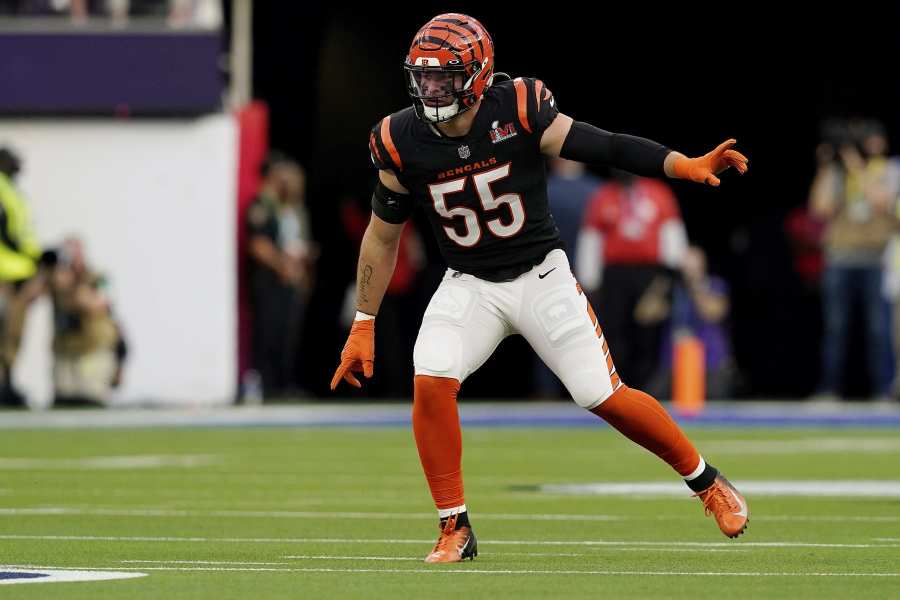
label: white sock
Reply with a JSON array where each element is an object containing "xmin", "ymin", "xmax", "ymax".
[
  {"xmin": 437, "ymin": 504, "xmax": 467, "ymax": 519},
  {"xmin": 683, "ymin": 456, "xmax": 706, "ymax": 481}
]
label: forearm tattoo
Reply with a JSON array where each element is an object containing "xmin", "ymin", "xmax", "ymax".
[{"xmin": 359, "ymin": 264, "xmax": 374, "ymax": 306}]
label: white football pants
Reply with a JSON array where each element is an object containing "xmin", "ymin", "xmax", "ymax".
[{"xmin": 413, "ymin": 249, "xmax": 622, "ymax": 409}]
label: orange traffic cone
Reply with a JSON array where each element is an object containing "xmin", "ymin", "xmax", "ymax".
[{"xmin": 673, "ymin": 334, "xmax": 705, "ymax": 415}]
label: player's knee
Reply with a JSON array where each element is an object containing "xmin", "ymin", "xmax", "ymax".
[
  {"xmin": 556, "ymin": 352, "xmax": 616, "ymax": 409},
  {"xmin": 567, "ymin": 373, "xmax": 615, "ymax": 409},
  {"xmin": 414, "ymin": 326, "xmax": 463, "ymax": 380}
]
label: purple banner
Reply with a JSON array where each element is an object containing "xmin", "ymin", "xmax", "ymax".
[{"xmin": 0, "ymin": 30, "xmax": 224, "ymax": 114}]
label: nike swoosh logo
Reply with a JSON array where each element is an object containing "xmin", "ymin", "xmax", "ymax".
[
  {"xmin": 730, "ymin": 488, "xmax": 748, "ymax": 518},
  {"xmin": 538, "ymin": 267, "xmax": 557, "ymax": 279}
]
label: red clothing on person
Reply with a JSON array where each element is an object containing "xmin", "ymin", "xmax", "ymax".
[{"xmin": 583, "ymin": 178, "xmax": 681, "ymax": 265}]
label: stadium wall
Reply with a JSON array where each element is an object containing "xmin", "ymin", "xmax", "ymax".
[{"xmin": 0, "ymin": 114, "xmax": 238, "ymax": 406}]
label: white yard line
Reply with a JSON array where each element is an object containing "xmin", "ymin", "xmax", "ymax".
[
  {"xmin": 469, "ymin": 552, "xmax": 586, "ymax": 557},
  {"xmin": 0, "ymin": 455, "xmax": 217, "ymax": 470},
  {"xmin": 2, "ymin": 534, "xmax": 899, "ymax": 549},
  {"xmin": 541, "ymin": 480, "xmax": 900, "ymax": 498},
  {"xmin": 120, "ymin": 560, "xmax": 291, "ymax": 565},
  {"xmin": 700, "ymin": 438, "xmax": 900, "ymax": 455},
  {"xmin": 613, "ymin": 547, "xmax": 751, "ymax": 553},
  {"xmin": 2, "ymin": 564, "xmax": 897, "ymax": 577},
  {"xmin": 752, "ymin": 515, "xmax": 900, "ymax": 522},
  {"xmin": 283, "ymin": 556, "xmax": 422, "ymax": 562},
  {"xmin": 0, "ymin": 507, "xmax": 625, "ymax": 521},
  {"xmin": 1, "ymin": 506, "xmax": 899, "ymax": 524}
]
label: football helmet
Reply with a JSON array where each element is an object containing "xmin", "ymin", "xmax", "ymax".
[{"xmin": 404, "ymin": 13, "xmax": 495, "ymax": 123}]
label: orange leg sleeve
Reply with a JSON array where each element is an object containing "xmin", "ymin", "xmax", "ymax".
[
  {"xmin": 412, "ymin": 375, "xmax": 465, "ymax": 510},
  {"xmin": 590, "ymin": 385, "xmax": 701, "ymax": 477}
]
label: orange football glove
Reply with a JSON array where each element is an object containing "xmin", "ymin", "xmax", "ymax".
[
  {"xmin": 672, "ymin": 139, "xmax": 749, "ymax": 187},
  {"xmin": 330, "ymin": 319, "xmax": 375, "ymax": 390}
]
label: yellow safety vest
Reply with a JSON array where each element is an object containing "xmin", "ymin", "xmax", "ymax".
[{"xmin": 0, "ymin": 173, "xmax": 41, "ymax": 282}]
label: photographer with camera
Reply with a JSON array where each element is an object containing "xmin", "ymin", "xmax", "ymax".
[
  {"xmin": 49, "ymin": 236, "xmax": 125, "ymax": 406},
  {"xmin": 810, "ymin": 119, "xmax": 900, "ymax": 400}
]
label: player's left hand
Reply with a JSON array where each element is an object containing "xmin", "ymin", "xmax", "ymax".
[{"xmin": 674, "ymin": 139, "xmax": 749, "ymax": 186}]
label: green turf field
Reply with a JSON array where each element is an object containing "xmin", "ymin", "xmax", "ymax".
[{"xmin": 1, "ymin": 425, "xmax": 898, "ymax": 598}]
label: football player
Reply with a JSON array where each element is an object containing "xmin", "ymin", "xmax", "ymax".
[{"xmin": 331, "ymin": 13, "xmax": 750, "ymax": 563}]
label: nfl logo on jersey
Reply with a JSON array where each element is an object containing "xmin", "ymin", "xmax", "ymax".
[{"xmin": 458, "ymin": 145, "xmax": 471, "ymax": 159}]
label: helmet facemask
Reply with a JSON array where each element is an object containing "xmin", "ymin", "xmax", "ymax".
[{"xmin": 404, "ymin": 58, "xmax": 485, "ymax": 123}]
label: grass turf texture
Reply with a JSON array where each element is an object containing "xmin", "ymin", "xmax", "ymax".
[{"xmin": 0, "ymin": 426, "xmax": 898, "ymax": 598}]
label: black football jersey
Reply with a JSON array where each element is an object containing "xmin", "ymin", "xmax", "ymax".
[{"xmin": 369, "ymin": 76, "xmax": 564, "ymax": 282}]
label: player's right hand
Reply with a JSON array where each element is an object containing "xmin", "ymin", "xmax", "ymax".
[
  {"xmin": 673, "ymin": 139, "xmax": 749, "ymax": 187},
  {"xmin": 330, "ymin": 319, "xmax": 375, "ymax": 390}
]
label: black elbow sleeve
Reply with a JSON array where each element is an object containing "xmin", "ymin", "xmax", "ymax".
[
  {"xmin": 560, "ymin": 121, "xmax": 670, "ymax": 178},
  {"xmin": 371, "ymin": 180, "xmax": 413, "ymax": 224}
]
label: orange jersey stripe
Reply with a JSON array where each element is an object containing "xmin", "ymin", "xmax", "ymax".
[
  {"xmin": 380, "ymin": 115, "xmax": 402, "ymax": 171},
  {"xmin": 369, "ymin": 132, "xmax": 383, "ymax": 165},
  {"xmin": 513, "ymin": 78, "xmax": 532, "ymax": 134}
]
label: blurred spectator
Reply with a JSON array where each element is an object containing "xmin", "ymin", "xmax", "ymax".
[
  {"xmin": 245, "ymin": 153, "xmax": 316, "ymax": 399},
  {"xmin": 49, "ymin": 236, "xmax": 125, "ymax": 405},
  {"xmin": 548, "ymin": 159, "xmax": 602, "ymax": 262},
  {"xmin": 13, "ymin": 0, "xmax": 131, "ymax": 22},
  {"xmin": 641, "ymin": 246, "xmax": 735, "ymax": 399},
  {"xmin": 810, "ymin": 119, "xmax": 900, "ymax": 399},
  {"xmin": 1, "ymin": 0, "xmax": 219, "ymax": 27},
  {"xmin": 577, "ymin": 170, "xmax": 687, "ymax": 389},
  {"xmin": 167, "ymin": 0, "xmax": 220, "ymax": 28},
  {"xmin": 784, "ymin": 206, "xmax": 826, "ymax": 287},
  {"xmin": 0, "ymin": 146, "xmax": 45, "ymax": 407},
  {"xmin": 534, "ymin": 158, "xmax": 601, "ymax": 398},
  {"xmin": 880, "ymin": 159, "xmax": 900, "ymax": 400}
]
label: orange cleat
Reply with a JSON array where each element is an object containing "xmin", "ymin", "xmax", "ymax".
[
  {"xmin": 424, "ymin": 514, "xmax": 478, "ymax": 563},
  {"xmin": 695, "ymin": 474, "xmax": 749, "ymax": 538}
]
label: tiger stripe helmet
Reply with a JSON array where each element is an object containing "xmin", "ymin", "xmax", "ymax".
[{"xmin": 404, "ymin": 13, "xmax": 495, "ymax": 123}]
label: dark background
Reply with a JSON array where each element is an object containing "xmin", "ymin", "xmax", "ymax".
[{"xmin": 248, "ymin": 4, "xmax": 900, "ymax": 399}]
